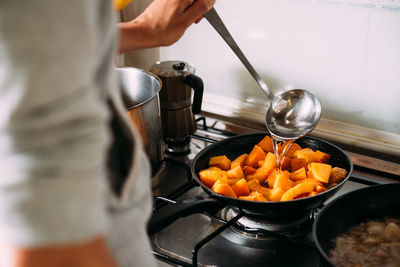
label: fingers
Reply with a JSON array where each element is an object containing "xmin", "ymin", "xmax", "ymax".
[
  {"xmin": 181, "ymin": 0, "xmax": 196, "ymax": 14},
  {"xmin": 183, "ymin": 0, "xmax": 215, "ymax": 24}
]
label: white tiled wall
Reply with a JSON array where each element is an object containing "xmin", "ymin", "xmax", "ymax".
[{"xmin": 160, "ymin": 0, "xmax": 400, "ymax": 135}]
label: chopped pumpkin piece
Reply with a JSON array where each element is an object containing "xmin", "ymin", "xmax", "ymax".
[
  {"xmin": 257, "ymin": 135, "xmax": 274, "ymax": 153},
  {"xmin": 313, "ymin": 150, "xmax": 331, "ymax": 163},
  {"xmin": 199, "ymin": 169, "xmax": 228, "ymax": 188},
  {"xmin": 249, "ymin": 191, "xmax": 268, "ymax": 201},
  {"xmin": 259, "ymin": 152, "xmax": 277, "ymax": 170},
  {"xmin": 211, "ymin": 180, "xmax": 237, "ymax": 198},
  {"xmin": 209, "ymin": 155, "xmax": 231, "ymax": 170},
  {"xmin": 246, "ymin": 167, "xmax": 273, "ymax": 183},
  {"xmin": 296, "ymin": 178, "xmax": 323, "ymax": 187},
  {"xmin": 329, "ymin": 167, "xmax": 348, "ymax": 184},
  {"xmin": 246, "ymin": 179, "xmax": 270, "ymax": 198},
  {"xmin": 293, "ymin": 148, "xmax": 331, "ymax": 164},
  {"xmin": 244, "ymin": 145, "xmax": 266, "ymax": 168},
  {"xmin": 227, "ymin": 178, "xmax": 240, "ymax": 185},
  {"xmin": 273, "ymin": 171, "xmax": 293, "ymax": 191},
  {"xmin": 315, "ymin": 184, "xmax": 328, "ymax": 193},
  {"xmin": 291, "ymin": 158, "xmax": 307, "ymax": 172},
  {"xmin": 257, "ymin": 160, "xmax": 264, "ymax": 168},
  {"xmin": 290, "ymin": 167, "xmax": 307, "ymax": 181},
  {"xmin": 269, "ymin": 188, "xmax": 285, "ymax": 201},
  {"xmin": 280, "ymin": 182, "xmax": 315, "ymax": 201},
  {"xmin": 246, "ymin": 152, "xmax": 277, "ymax": 183},
  {"xmin": 239, "ymin": 195, "xmax": 257, "ymax": 201},
  {"xmin": 293, "ymin": 148, "xmax": 316, "ymax": 163},
  {"xmin": 280, "ymin": 156, "xmax": 291, "ymax": 170},
  {"xmin": 265, "ymin": 169, "xmax": 278, "ymax": 188},
  {"xmin": 309, "ymin": 162, "xmax": 332, "ymax": 184},
  {"xmin": 232, "ymin": 178, "xmax": 250, "ymax": 197},
  {"xmin": 226, "ymin": 166, "xmax": 245, "ymax": 180},
  {"xmin": 279, "ymin": 142, "xmax": 302, "ymax": 157},
  {"xmin": 242, "ymin": 166, "xmax": 257, "ymax": 175},
  {"xmin": 247, "ymin": 178, "xmax": 261, "ymax": 190},
  {"xmin": 231, "ymin": 153, "xmax": 249, "ymax": 169}
]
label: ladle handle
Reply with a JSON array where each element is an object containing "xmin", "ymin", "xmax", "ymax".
[{"xmin": 204, "ymin": 7, "xmax": 273, "ymax": 101}]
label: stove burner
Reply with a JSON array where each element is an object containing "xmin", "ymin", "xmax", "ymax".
[{"xmin": 223, "ymin": 207, "xmax": 314, "ymax": 233}]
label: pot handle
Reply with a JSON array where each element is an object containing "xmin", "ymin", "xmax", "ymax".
[
  {"xmin": 183, "ymin": 74, "xmax": 203, "ymax": 114},
  {"xmin": 147, "ymin": 197, "xmax": 224, "ymax": 236}
]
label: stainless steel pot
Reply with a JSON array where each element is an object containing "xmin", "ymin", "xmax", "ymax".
[{"xmin": 117, "ymin": 67, "xmax": 163, "ymax": 175}]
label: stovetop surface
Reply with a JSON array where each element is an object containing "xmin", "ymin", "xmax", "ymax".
[{"xmin": 149, "ymin": 117, "xmax": 397, "ymax": 267}]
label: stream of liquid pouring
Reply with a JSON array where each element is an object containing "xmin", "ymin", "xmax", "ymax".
[{"xmin": 272, "ymin": 136, "xmax": 295, "ymax": 171}]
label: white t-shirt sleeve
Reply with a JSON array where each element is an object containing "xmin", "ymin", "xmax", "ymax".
[{"xmin": 0, "ymin": 0, "xmax": 117, "ymax": 246}]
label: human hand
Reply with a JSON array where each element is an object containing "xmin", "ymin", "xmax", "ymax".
[{"xmin": 118, "ymin": 0, "xmax": 216, "ymax": 54}]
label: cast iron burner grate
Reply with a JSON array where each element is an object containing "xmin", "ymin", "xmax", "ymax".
[{"xmin": 222, "ymin": 207, "xmax": 316, "ymax": 233}]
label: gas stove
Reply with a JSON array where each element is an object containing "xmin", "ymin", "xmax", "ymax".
[{"xmin": 149, "ymin": 116, "xmax": 400, "ymax": 267}]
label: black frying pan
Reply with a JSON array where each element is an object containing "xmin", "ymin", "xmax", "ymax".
[
  {"xmin": 148, "ymin": 133, "xmax": 353, "ymax": 235},
  {"xmin": 313, "ymin": 182, "xmax": 400, "ymax": 266}
]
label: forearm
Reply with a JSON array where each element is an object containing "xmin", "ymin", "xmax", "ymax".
[
  {"xmin": 117, "ymin": 18, "xmax": 158, "ymax": 54},
  {"xmin": 0, "ymin": 236, "xmax": 117, "ymax": 267}
]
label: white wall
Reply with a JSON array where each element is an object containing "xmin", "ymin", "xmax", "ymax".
[{"xmin": 160, "ymin": 0, "xmax": 400, "ymax": 135}]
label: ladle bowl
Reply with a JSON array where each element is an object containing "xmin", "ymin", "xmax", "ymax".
[
  {"xmin": 266, "ymin": 89, "xmax": 321, "ymax": 140},
  {"xmin": 204, "ymin": 8, "xmax": 321, "ymax": 139}
]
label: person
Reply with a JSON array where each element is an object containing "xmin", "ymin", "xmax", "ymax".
[{"xmin": 0, "ymin": 0, "xmax": 215, "ymax": 266}]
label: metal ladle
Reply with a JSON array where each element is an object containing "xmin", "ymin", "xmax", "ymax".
[{"xmin": 204, "ymin": 8, "xmax": 321, "ymax": 140}]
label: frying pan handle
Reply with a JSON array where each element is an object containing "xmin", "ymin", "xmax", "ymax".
[{"xmin": 147, "ymin": 197, "xmax": 224, "ymax": 236}]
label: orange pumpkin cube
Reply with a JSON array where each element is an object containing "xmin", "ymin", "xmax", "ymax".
[
  {"xmin": 211, "ymin": 180, "xmax": 237, "ymax": 198},
  {"xmin": 313, "ymin": 150, "xmax": 331, "ymax": 163},
  {"xmin": 269, "ymin": 187, "xmax": 285, "ymax": 201},
  {"xmin": 264, "ymin": 169, "xmax": 277, "ymax": 188},
  {"xmin": 291, "ymin": 158, "xmax": 307, "ymax": 172},
  {"xmin": 309, "ymin": 162, "xmax": 332, "ymax": 184},
  {"xmin": 290, "ymin": 167, "xmax": 307, "ymax": 181},
  {"xmin": 293, "ymin": 148, "xmax": 331, "ymax": 164},
  {"xmin": 329, "ymin": 167, "xmax": 348, "ymax": 184},
  {"xmin": 315, "ymin": 184, "xmax": 328, "ymax": 193},
  {"xmin": 257, "ymin": 135, "xmax": 274, "ymax": 153},
  {"xmin": 292, "ymin": 148, "xmax": 316, "ymax": 163},
  {"xmin": 249, "ymin": 191, "xmax": 268, "ymax": 201},
  {"xmin": 279, "ymin": 142, "xmax": 302, "ymax": 157},
  {"xmin": 273, "ymin": 171, "xmax": 293, "ymax": 191},
  {"xmin": 243, "ymin": 166, "xmax": 257, "ymax": 175},
  {"xmin": 246, "ymin": 152, "xmax": 277, "ymax": 183},
  {"xmin": 246, "ymin": 167, "xmax": 273, "ymax": 183},
  {"xmin": 280, "ymin": 181, "xmax": 315, "ymax": 201},
  {"xmin": 244, "ymin": 145, "xmax": 266, "ymax": 168},
  {"xmin": 231, "ymin": 153, "xmax": 248, "ymax": 169},
  {"xmin": 232, "ymin": 178, "xmax": 250, "ymax": 197},
  {"xmin": 226, "ymin": 166, "xmax": 245, "ymax": 180},
  {"xmin": 227, "ymin": 178, "xmax": 240, "ymax": 185},
  {"xmin": 280, "ymin": 156, "xmax": 291, "ymax": 170},
  {"xmin": 259, "ymin": 152, "xmax": 277, "ymax": 170},
  {"xmin": 209, "ymin": 155, "xmax": 231, "ymax": 170},
  {"xmin": 199, "ymin": 169, "xmax": 228, "ymax": 188},
  {"xmin": 247, "ymin": 178, "xmax": 261, "ymax": 190}
]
